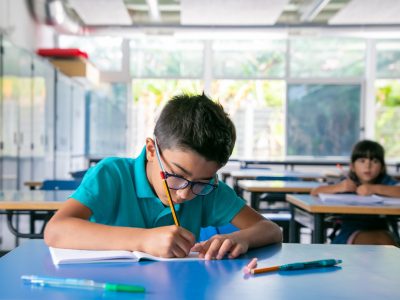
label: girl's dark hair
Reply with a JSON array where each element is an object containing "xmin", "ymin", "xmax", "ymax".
[
  {"xmin": 348, "ymin": 140, "xmax": 386, "ymax": 184},
  {"xmin": 154, "ymin": 93, "xmax": 236, "ymax": 166}
]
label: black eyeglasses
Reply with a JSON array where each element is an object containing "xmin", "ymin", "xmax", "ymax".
[
  {"xmin": 154, "ymin": 137, "xmax": 218, "ymax": 196},
  {"xmin": 162, "ymin": 171, "xmax": 218, "ymax": 196}
]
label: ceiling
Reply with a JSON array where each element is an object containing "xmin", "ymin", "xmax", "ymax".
[{"xmin": 63, "ymin": 0, "xmax": 400, "ymax": 28}]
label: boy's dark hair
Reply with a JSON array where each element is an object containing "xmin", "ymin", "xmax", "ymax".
[
  {"xmin": 348, "ymin": 139, "xmax": 386, "ymax": 184},
  {"xmin": 154, "ymin": 93, "xmax": 236, "ymax": 166}
]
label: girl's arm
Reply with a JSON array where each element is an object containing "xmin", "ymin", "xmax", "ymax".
[
  {"xmin": 310, "ymin": 178, "xmax": 357, "ymax": 196},
  {"xmin": 357, "ymin": 184, "xmax": 400, "ymax": 197}
]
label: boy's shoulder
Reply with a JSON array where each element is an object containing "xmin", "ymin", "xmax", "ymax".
[
  {"xmin": 99, "ymin": 156, "xmax": 131, "ymax": 164},
  {"xmin": 95, "ymin": 157, "xmax": 135, "ymax": 171}
]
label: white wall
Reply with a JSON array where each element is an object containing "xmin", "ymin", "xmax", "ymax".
[{"xmin": 0, "ymin": 0, "xmax": 55, "ymax": 50}]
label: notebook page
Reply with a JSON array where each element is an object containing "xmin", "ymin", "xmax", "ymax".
[
  {"xmin": 133, "ymin": 251, "xmax": 202, "ymax": 261},
  {"xmin": 318, "ymin": 193, "xmax": 383, "ymax": 204},
  {"xmin": 49, "ymin": 247, "xmax": 138, "ymax": 264}
]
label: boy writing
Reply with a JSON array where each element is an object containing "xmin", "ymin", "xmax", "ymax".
[{"xmin": 44, "ymin": 93, "xmax": 282, "ymax": 260}]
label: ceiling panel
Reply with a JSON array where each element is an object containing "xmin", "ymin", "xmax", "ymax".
[
  {"xmin": 329, "ymin": 0, "xmax": 400, "ymax": 24},
  {"xmin": 180, "ymin": 0, "xmax": 289, "ymax": 25},
  {"xmin": 69, "ymin": 0, "xmax": 132, "ymax": 25}
]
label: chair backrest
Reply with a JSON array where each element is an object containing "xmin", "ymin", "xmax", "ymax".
[
  {"xmin": 70, "ymin": 170, "xmax": 87, "ymax": 180},
  {"xmin": 40, "ymin": 180, "xmax": 81, "ymax": 190},
  {"xmin": 199, "ymin": 224, "xmax": 239, "ymax": 241},
  {"xmin": 255, "ymin": 176, "xmax": 301, "ymax": 181}
]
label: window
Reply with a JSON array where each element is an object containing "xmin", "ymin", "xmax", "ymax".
[
  {"xmin": 287, "ymin": 84, "xmax": 361, "ymax": 156},
  {"xmin": 375, "ymin": 41, "xmax": 400, "ymax": 159},
  {"xmin": 290, "ymin": 37, "xmax": 365, "ymax": 78},
  {"xmin": 212, "ymin": 40, "xmax": 286, "ymax": 78},
  {"xmin": 375, "ymin": 79, "xmax": 400, "ymax": 158},
  {"xmin": 376, "ymin": 41, "xmax": 400, "ymax": 78},
  {"xmin": 211, "ymin": 80, "xmax": 285, "ymax": 158},
  {"xmin": 130, "ymin": 39, "xmax": 204, "ymax": 78}
]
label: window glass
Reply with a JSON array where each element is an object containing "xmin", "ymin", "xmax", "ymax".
[
  {"xmin": 375, "ymin": 79, "xmax": 400, "ymax": 159},
  {"xmin": 376, "ymin": 41, "xmax": 400, "ymax": 78},
  {"xmin": 290, "ymin": 37, "xmax": 365, "ymax": 78},
  {"xmin": 212, "ymin": 40, "xmax": 286, "ymax": 78},
  {"xmin": 211, "ymin": 80, "xmax": 285, "ymax": 158},
  {"xmin": 130, "ymin": 39, "xmax": 203, "ymax": 78},
  {"xmin": 287, "ymin": 84, "xmax": 361, "ymax": 156}
]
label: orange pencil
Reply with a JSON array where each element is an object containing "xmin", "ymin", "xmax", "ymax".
[
  {"xmin": 160, "ymin": 171, "xmax": 180, "ymax": 227},
  {"xmin": 251, "ymin": 265, "xmax": 280, "ymax": 274}
]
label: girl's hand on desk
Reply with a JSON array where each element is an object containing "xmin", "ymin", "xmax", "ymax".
[
  {"xmin": 356, "ymin": 184, "xmax": 374, "ymax": 196},
  {"xmin": 142, "ymin": 225, "xmax": 195, "ymax": 258},
  {"xmin": 191, "ymin": 234, "xmax": 248, "ymax": 260},
  {"xmin": 339, "ymin": 178, "xmax": 358, "ymax": 193}
]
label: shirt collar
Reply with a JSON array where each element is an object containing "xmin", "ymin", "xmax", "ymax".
[{"xmin": 134, "ymin": 146, "xmax": 157, "ymax": 198}]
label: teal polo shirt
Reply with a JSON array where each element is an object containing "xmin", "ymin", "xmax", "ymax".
[{"xmin": 70, "ymin": 147, "xmax": 245, "ymax": 240}]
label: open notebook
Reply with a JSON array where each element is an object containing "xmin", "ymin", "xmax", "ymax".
[
  {"xmin": 318, "ymin": 193, "xmax": 400, "ymax": 205},
  {"xmin": 49, "ymin": 247, "xmax": 203, "ymax": 265}
]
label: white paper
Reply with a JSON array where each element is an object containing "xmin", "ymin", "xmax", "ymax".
[
  {"xmin": 318, "ymin": 193, "xmax": 400, "ymax": 206},
  {"xmin": 49, "ymin": 247, "xmax": 202, "ymax": 265}
]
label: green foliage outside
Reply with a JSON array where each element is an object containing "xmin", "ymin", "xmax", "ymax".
[
  {"xmin": 375, "ymin": 80, "xmax": 400, "ymax": 159},
  {"xmin": 132, "ymin": 79, "xmax": 203, "ymax": 105}
]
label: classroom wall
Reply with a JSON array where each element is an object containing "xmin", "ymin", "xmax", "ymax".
[{"xmin": 0, "ymin": 0, "xmax": 55, "ymax": 51}]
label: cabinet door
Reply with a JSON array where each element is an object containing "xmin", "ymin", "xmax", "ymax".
[
  {"xmin": 17, "ymin": 49, "xmax": 33, "ymax": 189},
  {"xmin": 71, "ymin": 81, "xmax": 86, "ymax": 171},
  {"xmin": 32, "ymin": 56, "xmax": 55, "ymax": 180},
  {"xmin": 1, "ymin": 39, "xmax": 20, "ymax": 189},
  {"xmin": 55, "ymin": 72, "xmax": 72, "ymax": 179}
]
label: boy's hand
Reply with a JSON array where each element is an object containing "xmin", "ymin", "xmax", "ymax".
[
  {"xmin": 143, "ymin": 226, "xmax": 195, "ymax": 258},
  {"xmin": 191, "ymin": 234, "xmax": 248, "ymax": 260},
  {"xmin": 339, "ymin": 178, "xmax": 357, "ymax": 193}
]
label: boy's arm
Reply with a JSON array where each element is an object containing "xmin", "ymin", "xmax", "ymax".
[
  {"xmin": 230, "ymin": 205, "xmax": 283, "ymax": 248},
  {"xmin": 194, "ymin": 206, "xmax": 282, "ymax": 260},
  {"xmin": 44, "ymin": 198, "xmax": 195, "ymax": 258}
]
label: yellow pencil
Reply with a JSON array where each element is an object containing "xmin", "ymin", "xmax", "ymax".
[{"xmin": 160, "ymin": 171, "xmax": 180, "ymax": 226}]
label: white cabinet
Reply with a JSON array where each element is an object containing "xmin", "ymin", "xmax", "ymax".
[
  {"xmin": 0, "ymin": 38, "xmax": 56, "ymax": 189},
  {"xmin": 0, "ymin": 38, "xmax": 31, "ymax": 189}
]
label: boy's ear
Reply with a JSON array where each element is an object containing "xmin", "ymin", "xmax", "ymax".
[{"xmin": 145, "ymin": 138, "xmax": 156, "ymax": 161}]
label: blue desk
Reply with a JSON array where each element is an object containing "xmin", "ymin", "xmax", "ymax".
[{"xmin": 1, "ymin": 240, "xmax": 400, "ymax": 299}]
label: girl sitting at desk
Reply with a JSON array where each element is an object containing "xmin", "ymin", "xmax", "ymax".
[{"xmin": 311, "ymin": 140, "xmax": 400, "ymax": 245}]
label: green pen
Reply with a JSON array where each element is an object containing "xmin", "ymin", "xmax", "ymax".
[{"xmin": 21, "ymin": 275, "xmax": 145, "ymax": 293}]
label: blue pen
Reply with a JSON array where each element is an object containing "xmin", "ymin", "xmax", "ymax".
[
  {"xmin": 21, "ymin": 275, "xmax": 145, "ymax": 293},
  {"xmin": 251, "ymin": 259, "xmax": 342, "ymax": 275}
]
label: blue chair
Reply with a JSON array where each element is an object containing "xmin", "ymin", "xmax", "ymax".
[
  {"xmin": 255, "ymin": 176, "xmax": 301, "ymax": 181},
  {"xmin": 199, "ymin": 224, "xmax": 239, "ymax": 241},
  {"xmin": 70, "ymin": 170, "xmax": 87, "ymax": 180},
  {"xmin": 40, "ymin": 179, "xmax": 81, "ymax": 190},
  {"xmin": 25, "ymin": 179, "xmax": 81, "ymax": 238}
]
